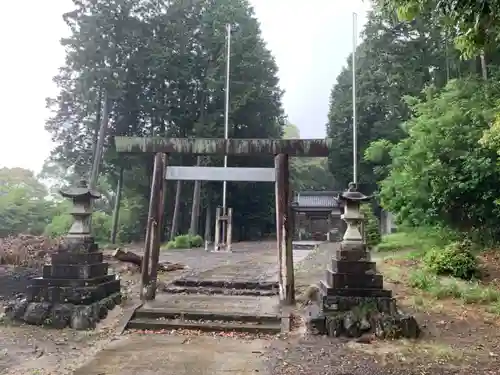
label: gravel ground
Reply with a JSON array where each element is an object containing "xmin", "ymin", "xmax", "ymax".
[{"xmin": 265, "ymin": 335, "xmax": 499, "ymax": 375}]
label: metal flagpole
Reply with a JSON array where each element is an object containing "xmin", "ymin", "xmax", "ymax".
[
  {"xmin": 222, "ymin": 23, "xmax": 231, "ymax": 211},
  {"xmin": 220, "ymin": 23, "xmax": 231, "ymax": 250},
  {"xmin": 352, "ymin": 12, "xmax": 358, "ymax": 186}
]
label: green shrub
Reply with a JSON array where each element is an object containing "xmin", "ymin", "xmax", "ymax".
[
  {"xmin": 44, "ymin": 214, "xmax": 72, "ymax": 238},
  {"xmin": 164, "ymin": 240, "xmax": 177, "ymax": 250},
  {"xmin": 44, "ymin": 211, "xmax": 112, "ymax": 244},
  {"xmin": 360, "ymin": 204, "xmax": 381, "ymax": 248},
  {"xmin": 162, "ymin": 234, "xmax": 204, "ymax": 250},
  {"xmin": 189, "ymin": 234, "xmax": 203, "ymax": 247},
  {"xmin": 423, "ymin": 239, "xmax": 479, "ymax": 280},
  {"xmin": 174, "ymin": 234, "xmax": 191, "ymax": 249}
]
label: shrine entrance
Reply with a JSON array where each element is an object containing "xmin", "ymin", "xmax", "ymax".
[{"xmin": 114, "ymin": 136, "xmax": 332, "ymax": 333}]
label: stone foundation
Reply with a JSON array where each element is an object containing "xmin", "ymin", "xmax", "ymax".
[
  {"xmin": 5, "ymin": 292, "xmax": 122, "ymax": 329},
  {"xmin": 306, "ymin": 296, "xmax": 420, "ymax": 339},
  {"xmin": 4, "ymin": 237, "xmax": 121, "ymax": 330},
  {"xmin": 310, "ymin": 183, "xmax": 421, "ymax": 341}
]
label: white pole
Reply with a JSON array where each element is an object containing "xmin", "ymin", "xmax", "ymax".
[
  {"xmin": 222, "ymin": 23, "xmax": 231, "ymax": 210},
  {"xmin": 352, "ymin": 12, "xmax": 358, "ymax": 186}
]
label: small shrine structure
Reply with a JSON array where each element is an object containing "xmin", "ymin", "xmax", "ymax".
[{"xmin": 291, "ymin": 191, "xmax": 344, "ymax": 242}]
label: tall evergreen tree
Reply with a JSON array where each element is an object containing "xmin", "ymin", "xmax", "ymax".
[{"xmin": 44, "ymin": 0, "xmax": 284, "ymax": 241}]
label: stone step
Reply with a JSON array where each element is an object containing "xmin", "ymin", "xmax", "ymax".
[
  {"xmin": 135, "ymin": 307, "xmax": 281, "ymax": 323},
  {"xmin": 173, "ymin": 278, "xmax": 279, "ymax": 290},
  {"xmin": 293, "ymin": 244, "xmax": 317, "ymax": 250},
  {"xmin": 127, "ymin": 317, "xmax": 282, "ymax": 334},
  {"xmin": 162, "ymin": 285, "xmax": 278, "ymax": 296}
]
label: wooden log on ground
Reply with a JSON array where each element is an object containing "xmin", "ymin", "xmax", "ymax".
[
  {"xmin": 112, "ymin": 248, "xmax": 186, "ymax": 272},
  {"xmin": 112, "ymin": 248, "xmax": 142, "ymax": 266}
]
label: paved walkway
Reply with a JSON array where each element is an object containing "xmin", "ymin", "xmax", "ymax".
[
  {"xmin": 74, "ymin": 241, "xmax": 313, "ymax": 375},
  {"xmin": 73, "ymin": 335, "xmax": 268, "ymax": 375}
]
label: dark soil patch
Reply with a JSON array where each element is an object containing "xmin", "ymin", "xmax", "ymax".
[{"xmin": 478, "ymin": 250, "xmax": 500, "ymax": 286}]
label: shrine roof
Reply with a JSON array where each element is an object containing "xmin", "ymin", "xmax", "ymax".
[{"xmin": 293, "ymin": 191, "xmax": 341, "ymax": 210}]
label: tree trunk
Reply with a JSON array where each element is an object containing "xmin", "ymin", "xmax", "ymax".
[
  {"xmin": 170, "ymin": 180, "xmax": 182, "ymax": 239},
  {"xmin": 110, "ymin": 166, "xmax": 124, "ymax": 244},
  {"xmin": 90, "ymin": 88, "xmax": 103, "ymax": 174},
  {"xmin": 204, "ymin": 190, "xmax": 212, "ymax": 242},
  {"xmin": 480, "ymin": 51, "xmax": 488, "ymax": 80},
  {"xmin": 189, "ymin": 156, "xmax": 203, "ymax": 235},
  {"xmin": 89, "ymin": 90, "xmax": 109, "ymax": 190}
]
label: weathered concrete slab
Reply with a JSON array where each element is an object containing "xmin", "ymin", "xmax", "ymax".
[
  {"xmin": 73, "ymin": 335, "xmax": 268, "ymax": 375},
  {"xmin": 115, "ymin": 137, "xmax": 332, "ymax": 157},
  {"xmin": 143, "ymin": 294, "xmax": 280, "ymax": 316}
]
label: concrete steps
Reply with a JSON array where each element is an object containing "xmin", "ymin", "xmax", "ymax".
[
  {"xmin": 172, "ymin": 278, "xmax": 279, "ymax": 290},
  {"xmin": 161, "ymin": 284, "xmax": 278, "ymax": 296},
  {"xmin": 126, "ymin": 307, "xmax": 283, "ymax": 334},
  {"xmin": 292, "ymin": 241, "xmax": 324, "ymax": 250}
]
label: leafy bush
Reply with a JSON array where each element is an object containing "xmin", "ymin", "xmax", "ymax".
[
  {"xmin": 174, "ymin": 234, "xmax": 190, "ymax": 248},
  {"xmin": 44, "ymin": 214, "xmax": 72, "ymax": 238},
  {"xmin": 360, "ymin": 204, "xmax": 381, "ymax": 248},
  {"xmin": 423, "ymin": 239, "xmax": 479, "ymax": 280},
  {"xmin": 117, "ymin": 195, "xmax": 149, "ymax": 243},
  {"xmin": 44, "ymin": 211, "xmax": 112, "ymax": 244},
  {"xmin": 189, "ymin": 234, "xmax": 203, "ymax": 247},
  {"xmin": 163, "ymin": 234, "xmax": 204, "ymax": 250}
]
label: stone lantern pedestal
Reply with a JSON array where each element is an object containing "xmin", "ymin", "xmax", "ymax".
[
  {"xmin": 308, "ymin": 183, "xmax": 420, "ymax": 339},
  {"xmin": 5, "ymin": 180, "xmax": 121, "ymax": 330}
]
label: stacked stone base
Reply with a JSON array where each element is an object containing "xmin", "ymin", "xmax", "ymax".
[
  {"xmin": 5, "ymin": 292, "xmax": 122, "ymax": 330},
  {"xmin": 307, "ymin": 243, "xmax": 420, "ymax": 339},
  {"xmin": 307, "ymin": 295, "xmax": 420, "ymax": 339},
  {"xmin": 4, "ymin": 238, "xmax": 121, "ymax": 330}
]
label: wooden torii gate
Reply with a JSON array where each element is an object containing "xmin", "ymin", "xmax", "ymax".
[{"xmin": 114, "ymin": 137, "xmax": 332, "ymax": 304}]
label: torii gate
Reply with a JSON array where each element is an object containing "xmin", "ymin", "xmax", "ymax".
[{"xmin": 114, "ymin": 137, "xmax": 332, "ymax": 305}]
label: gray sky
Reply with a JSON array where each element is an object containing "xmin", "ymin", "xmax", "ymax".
[{"xmin": 0, "ymin": 0, "xmax": 370, "ymax": 173}]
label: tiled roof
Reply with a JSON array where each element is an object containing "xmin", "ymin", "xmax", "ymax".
[{"xmin": 295, "ymin": 191, "xmax": 340, "ymax": 208}]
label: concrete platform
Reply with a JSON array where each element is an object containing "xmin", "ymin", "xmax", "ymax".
[
  {"xmin": 293, "ymin": 240, "xmax": 324, "ymax": 250},
  {"xmin": 73, "ymin": 335, "xmax": 268, "ymax": 375},
  {"xmin": 141, "ymin": 294, "xmax": 280, "ymax": 316}
]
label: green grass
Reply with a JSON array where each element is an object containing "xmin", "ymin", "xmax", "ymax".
[
  {"xmin": 407, "ymin": 268, "xmax": 500, "ymax": 307},
  {"xmin": 377, "ymin": 226, "xmax": 500, "ymax": 313},
  {"xmin": 376, "ymin": 227, "xmax": 457, "ymax": 254}
]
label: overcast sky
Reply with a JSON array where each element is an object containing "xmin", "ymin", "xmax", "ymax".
[{"xmin": 0, "ymin": 0, "xmax": 370, "ymax": 173}]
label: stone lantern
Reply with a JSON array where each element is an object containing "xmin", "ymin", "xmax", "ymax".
[
  {"xmin": 306, "ymin": 182, "xmax": 420, "ymax": 339},
  {"xmin": 60, "ymin": 179, "xmax": 100, "ymax": 245},
  {"xmin": 338, "ymin": 182, "xmax": 371, "ymax": 247},
  {"xmin": 5, "ymin": 179, "xmax": 121, "ymax": 330}
]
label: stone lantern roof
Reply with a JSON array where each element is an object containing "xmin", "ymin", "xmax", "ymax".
[
  {"xmin": 59, "ymin": 179, "xmax": 101, "ymax": 200},
  {"xmin": 337, "ymin": 182, "xmax": 372, "ymax": 203}
]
